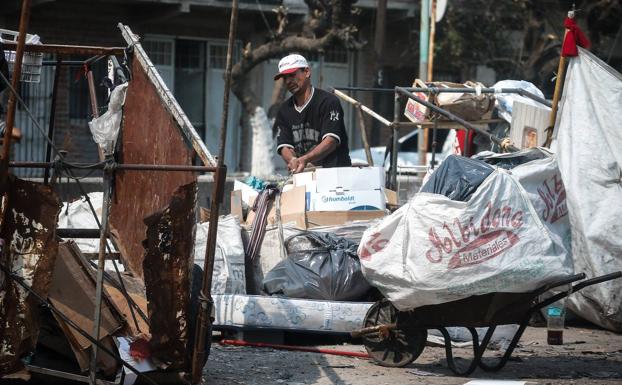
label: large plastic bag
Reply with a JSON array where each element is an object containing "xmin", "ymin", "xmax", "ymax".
[
  {"xmin": 358, "ymin": 169, "xmax": 574, "ymax": 311},
  {"xmin": 194, "ymin": 215, "xmax": 246, "ymax": 295},
  {"xmin": 88, "ymin": 82, "xmax": 128, "ymax": 154},
  {"xmin": 263, "ymin": 232, "xmax": 371, "ymax": 301},
  {"xmin": 420, "ymin": 155, "xmax": 494, "ymax": 202}
]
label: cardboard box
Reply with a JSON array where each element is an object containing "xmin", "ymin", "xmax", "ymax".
[
  {"xmin": 231, "ymin": 185, "xmax": 388, "ymax": 229},
  {"xmin": 308, "ymin": 189, "xmax": 386, "ymax": 211},
  {"xmin": 293, "ymin": 171, "xmax": 314, "ymax": 187},
  {"xmin": 315, "ymin": 167, "xmax": 384, "ymax": 192}
]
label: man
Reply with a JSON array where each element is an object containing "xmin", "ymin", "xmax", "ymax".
[{"xmin": 273, "ymin": 54, "xmax": 351, "ymax": 174}]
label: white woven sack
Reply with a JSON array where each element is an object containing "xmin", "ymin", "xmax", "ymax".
[{"xmin": 358, "ymin": 169, "xmax": 574, "ymax": 311}]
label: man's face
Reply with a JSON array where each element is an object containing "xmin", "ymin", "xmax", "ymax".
[{"xmin": 283, "ymin": 68, "xmax": 310, "ymax": 95}]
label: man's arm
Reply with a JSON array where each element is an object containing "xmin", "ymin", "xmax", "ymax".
[{"xmin": 288, "ymin": 136, "xmax": 338, "ymax": 173}]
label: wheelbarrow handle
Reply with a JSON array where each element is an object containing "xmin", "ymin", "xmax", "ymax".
[
  {"xmin": 533, "ymin": 271, "xmax": 622, "ymax": 311},
  {"xmin": 533, "ymin": 272, "xmax": 586, "ymax": 296},
  {"xmin": 571, "ymin": 271, "xmax": 622, "ymax": 292}
]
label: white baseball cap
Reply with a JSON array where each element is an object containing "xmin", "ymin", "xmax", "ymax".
[{"xmin": 274, "ymin": 54, "xmax": 309, "ymax": 80}]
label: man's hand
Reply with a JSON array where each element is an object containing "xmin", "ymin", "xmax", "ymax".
[{"xmin": 287, "ymin": 156, "xmax": 307, "ymax": 174}]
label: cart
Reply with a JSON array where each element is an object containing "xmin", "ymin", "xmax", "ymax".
[{"xmin": 352, "ymin": 271, "xmax": 622, "ymax": 375}]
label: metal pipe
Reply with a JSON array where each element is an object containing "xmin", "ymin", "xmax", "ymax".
[
  {"xmin": 44, "ymin": 58, "xmax": 62, "ymax": 184},
  {"xmin": 192, "ymin": 1, "xmax": 238, "ymax": 381},
  {"xmin": 334, "ymin": 86, "xmax": 552, "ymax": 108},
  {"xmin": 89, "ymin": 169, "xmax": 112, "ymax": 385},
  {"xmin": 1, "ymin": 0, "xmax": 31, "ymax": 183},
  {"xmin": 219, "ymin": 339, "xmax": 371, "ymax": 359},
  {"xmin": 331, "ymin": 88, "xmax": 391, "ymax": 126},
  {"xmin": 9, "ymin": 161, "xmax": 217, "ymax": 172},
  {"xmin": 42, "ymin": 60, "xmax": 87, "ymax": 66},
  {"xmin": 395, "ymin": 87, "xmax": 519, "ymax": 152},
  {"xmin": 57, "ymin": 228, "xmax": 101, "ymax": 238},
  {"xmin": 2, "ymin": 42, "xmax": 125, "ymax": 56},
  {"xmin": 390, "ymin": 92, "xmax": 400, "ymax": 190}
]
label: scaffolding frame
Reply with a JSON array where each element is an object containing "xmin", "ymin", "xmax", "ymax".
[{"xmin": 333, "ymin": 85, "xmax": 551, "ymax": 190}]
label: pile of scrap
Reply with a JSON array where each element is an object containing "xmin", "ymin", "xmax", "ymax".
[{"xmin": 0, "ymin": 22, "xmax": 224, "ymax": 385}]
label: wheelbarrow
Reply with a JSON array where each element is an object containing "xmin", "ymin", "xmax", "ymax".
[{"xmin": 351, "ymin": 272, "xmax": 622, "ymax": 375}]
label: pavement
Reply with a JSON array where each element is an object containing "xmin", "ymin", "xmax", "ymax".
[{"xmin": 202, "ymin": 325, "xmax": 622, "ymax": 385}]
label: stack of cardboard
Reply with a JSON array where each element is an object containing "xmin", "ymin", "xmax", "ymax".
[{"xmin": 231, "ymin": 167, "xmax": 396, "ymax": 229}]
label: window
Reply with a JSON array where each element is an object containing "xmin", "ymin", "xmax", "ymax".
[{"xmin": 142, "ymin": 40, "xmax": 174, "ymax": 66}]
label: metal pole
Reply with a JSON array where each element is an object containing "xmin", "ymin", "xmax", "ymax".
[
  {"xmin": 396, "ymin": 87, "xmax": 519, "ymax": 152},
  {"xmin": 418, "ymin": 0, "xmax": 430, "ymax": 167},
  {"xmin": 89, "ymin": 167, "xmax": 112, "ymax": 385},
  {"xmin": 0, "ymin": 0, "xmax": 31, "ymax": 233},
  {"xmin": 390, "ymin": 92, "xmax": 400, "ymax": 190},
  {"xmin": 419, "ymin": 0, "xmax": 430, "ymax": 81},
  {"xmin": 191, "ymin": 0, "xmax": 238, "ymax": 383},
  {"xmin": 44, "ymin": 58, "xmax": 62, "ymax": 185},
  {"xmin": 8, "ymin": 161, "xmax": 217, "ymax": 172},
  {"xmin": 427, "ymin": 0, "xmax": 436, "ymax": 82},
  {"xmin": 334, "ymin": 86, "xmax": 553, "ymax": 108}
]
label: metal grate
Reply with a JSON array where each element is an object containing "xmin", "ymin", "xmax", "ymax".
[{"xmin": 10, "ymin": 55, "xmax": 54, "ymax": 178}]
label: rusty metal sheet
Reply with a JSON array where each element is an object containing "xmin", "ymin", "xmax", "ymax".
[
  {"xmin": 109, "ymin": 54, "xmax": 196, "ymax": 279},
  {"xmin": 47, "ymin": 240, "xmax": 125, "ymax": 374},
  {"xmin": 142, "ymin": 182, "xmax": 196, "ymax": 371},
  {"xmin": 0, "ymin": 176, "xmax": 60, "ymax": 375}
]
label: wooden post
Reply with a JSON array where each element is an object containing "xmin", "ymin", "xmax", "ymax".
[
  {"xmin": 544, "ymin": 9, "xmax": 575, "ymax": 147},
  {"xmin": 356, "ymin": 106, "xmax": 374, "ymax": 166}
]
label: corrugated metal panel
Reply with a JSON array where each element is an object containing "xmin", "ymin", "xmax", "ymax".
[
  {"xmin": 109, "ymin": 54, "xmax": 196, "ymax": 278},
  {"xmin": 143, "ymin": 182, "xmax": 196, "ymax": 370}
]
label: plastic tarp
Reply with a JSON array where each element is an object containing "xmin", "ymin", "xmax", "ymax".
[
  {"xmin": 420, "ymin": 155, "xmax": 494, "ymax": 202},
  {"xmin": 554, "ymin": 47, "xmax": 622, "ymax": 331},
  {"xmin": 358, "ymin": 169, "xmax": 574, "ymax": 311},
  {"xmin": 263, "ymin": 232, "xmax": 371, "ymax": 301}
]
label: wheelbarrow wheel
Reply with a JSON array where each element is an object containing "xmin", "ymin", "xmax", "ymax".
[{"xmin": 362, "ymin": 299, "xmax": 427, "ymax": 367}]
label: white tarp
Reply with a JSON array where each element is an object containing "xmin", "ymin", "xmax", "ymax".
[
  {"xmin": 358, "ymin": 169, "xmax": 574, "ymax": 311},
  {"xmin": 554, "ymin": 47, "xmax": 622, "ymax": 331}
]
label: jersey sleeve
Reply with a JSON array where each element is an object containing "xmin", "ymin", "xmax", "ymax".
[
  {"xmin": 274, "ymin": 110, "xmax": 294, "ymax": 154},
  {"xmin": 320, "ymin": 96, "xmax": 346, "ymax": 144}
]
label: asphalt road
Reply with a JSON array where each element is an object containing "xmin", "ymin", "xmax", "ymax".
[{"xmin": 203, "ymin": 325, "xmax": 622, "ymax": 385}]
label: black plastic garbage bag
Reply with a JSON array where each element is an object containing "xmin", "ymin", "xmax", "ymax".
[
  {"xmin": 263, "ymin": 232, "xmax": 371, "ymax": 301},
  {"xmin": 420, "ymin": 154, "xmax": 494, "ymax": 201}
]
